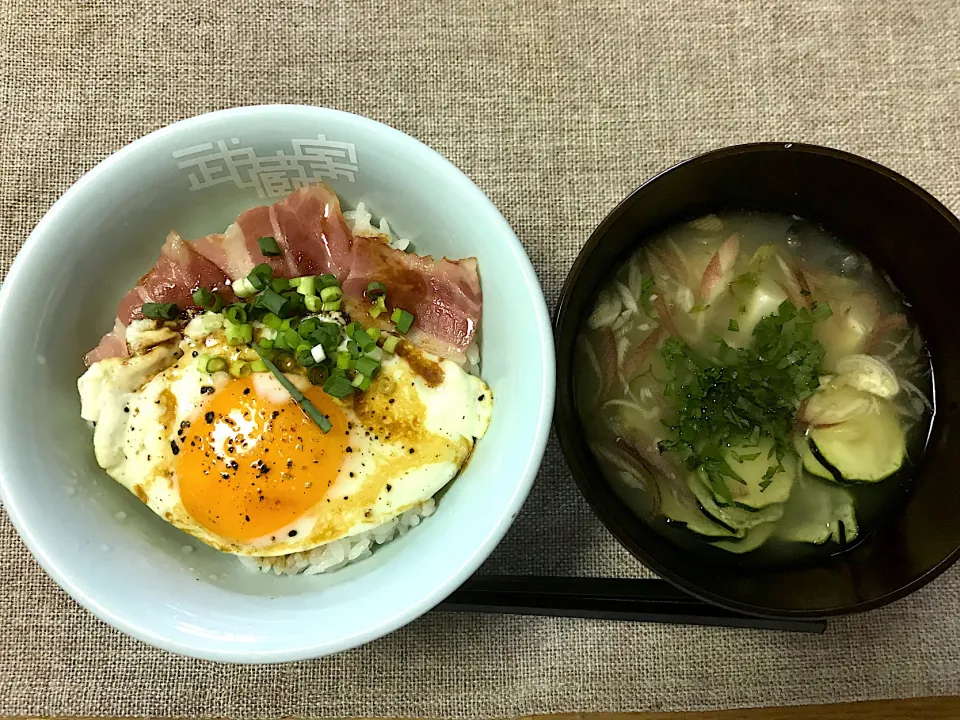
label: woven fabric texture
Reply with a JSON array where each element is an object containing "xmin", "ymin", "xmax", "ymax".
[{"xmin": 1, "ymin": 0, "xmax": 959, "ymax": 716}]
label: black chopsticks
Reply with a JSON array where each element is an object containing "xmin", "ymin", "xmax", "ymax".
[{"xmin": 436, "ymin": 575, "xmax": 827, "ymax": 634}]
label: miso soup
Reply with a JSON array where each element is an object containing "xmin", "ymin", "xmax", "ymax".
[{"xmin": 575, "ymin": 212, "xmax": 933, "ymax": 566}]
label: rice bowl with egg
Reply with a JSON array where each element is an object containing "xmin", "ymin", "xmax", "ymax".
[{"xmin": 77, "ymin": 181, "xmax": 492, "ymax": 576}]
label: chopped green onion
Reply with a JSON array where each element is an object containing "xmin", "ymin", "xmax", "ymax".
[
  {"xmin": 347, "ymin": 322, "xmax": 376, "ymax": 353},
  {"xmin": 318, "ymin": 273, "xmax": 339, "ymax": 289},
  {"xmin": 308, "ymin": 365, "xmax": 329, "ymax": 385},
  {"xmin": 206, "ymin": 357, "xmax": 228, "ymax": 373},
  {"xmin": 256, "ymin": 287, "xmax": 289, "ymax": 316},
  {"xmin": 351, "ymin": 373, "xmax": 373, "ymax": 391},
  {"xmin": 320, "ymin": 286, "xmax": 343, "ymax": 302},
  {"xmin": 232, "ymin": 277, "xmax": 256, "ymax": 298},
  {"xmin": 247, "ymin": 263, "xmax": 273, "ymax": 291},
  {"xmin": 142, "ymin": 303, "xmax": 179, "ymax": 321},
  {"xmin": 224, "ymin": 304, "xmax": 248, "ymax": 325},
  {"xmin": 196, "ymin": 353, "xmax": 211, "ymax": 371},
  {"xmin": 273, "ymin": 352, "xmax": 297, "ymax": 373},
  {"xmin": 192, "ymin": 288, "xmax": 224, "ymax": 312},
  {"xmin": 270, "ymin": 278, "xmax": 291, "ymax": 293},
  {"xmin": 282, "ymin": 327, "xmax": 301, "ymax": 348},
  {"xmin": 382, "ymin": 335, "xmax": 400, "ymax": 354},
  {"xmin": 279, "ymin": 317, "xmax": 300, "ymax": 330},
  {"xmin": 253, "ymin": 345, "xmax": 332, "ymax": 433},
  {"xmin": 323, "ymin": 369, "xmax": 354, "ymax": 399},
  {"xmin": 366, "ymin": 326, "xmax": 381, "ymax": 342},
  {"xmin": 310, "ymin": 344, "xmax": 327, "ymax": 364},
  {"xmin": 355, "ymin": 356, "xmax": 380, "ymax": 378},
  {"xmin": 391, "ymin": 308, "xmax": 415, "ymax": 334},
  {"xmin": 728, "ymin": 319, "xmax": 739, "ymax": 332},
  {"xmin": 258, "ymin": 236, "xmax": 282, "ymax": 256},
  {"xmin": 366, "ymin": 346, "xmax": 384, "ymax": 362},
  {"xmin": 262, "ymin": 312, "xmax": 283, "ymax": 330},
  {"xmin": 321, "ymin": 300, "xmax": 342, "ymax": 312},
  {"xmin": 347, "ymin": 339, "xmax": 361, "ymax": 358},
  {"xmin": 282, "ymin": 290, "xmax": 305, "ymax": 315},
  {"xmin": 256, "ymin": 337, "xmax": 275, "ymax": 352},
  {"xmin": 250, "ymin": 359, "xmax": 268, "ymax": 373},
  {"xmin": 337, "ymin": 352, "xmax": 354, "ymax": 370},
  {"xmin": 369, "ymin": 295, "xmax": 387, "ymax": 318},
  {"xmin": 296, "ymin": 343, "xmax": 316, "ymax": 367},
  {"xmin": 296, "ymin": 276, "xmax": 316, "ymax": 296},
  {"xmin": 304, "ymin": 295, "xmax": 322, "ymax": 313},
  {"xmin": 298, "ymin": 316, "xmax": 319, "ymax": 337},
  {"xmin": 289, "ymin": 277, "xmax": 302, "ymax": 287},
  {"xmin": 229, "ymin": 360, "xmax": 252, "ymax": 378},
  {"xmin": 225, "ymin": 321, "xmax": 253, "ymax": 346},
  {"xmin": 366, "ymin": 281, "xmax": 387, "ymax": 298}
]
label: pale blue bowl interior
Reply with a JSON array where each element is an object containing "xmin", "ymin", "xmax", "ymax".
[{"xmin": 0, "ymin": 106, "xmax": 554, "ymax": 662}]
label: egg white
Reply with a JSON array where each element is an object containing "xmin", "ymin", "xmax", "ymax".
[{"xmin": 78, "ymin": 315, "xmax": 493, "ymax": 557}]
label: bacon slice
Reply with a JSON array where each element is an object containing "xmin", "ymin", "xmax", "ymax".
[
  {"xmin": 342, "ymin": 236, "xmax": 482, "ymax": 360},
  {"xmin": 84, "ymin": 233, "xmax": 237, "ymax": 366},
  {"xmin": 272, "ymin": 184, "xmax": 354, "ymax": 280},
  {"xmin": 85, "ymin": 183, "xmax": 483, "ymax": 366},
  {"xmin": 118, "ymin": 232, "xmax": 237, "ymax": 324},
  {"xmin": 192, "ymin": 185, "xmax": 354, "ymax": 282},
  {"xmin": 83, "ymin": 319, "xmax": 129, "ymax": 367}
]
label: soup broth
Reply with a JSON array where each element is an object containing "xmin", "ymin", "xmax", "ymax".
[{"xmin": 575, "ymin": 212, "xmax": 933, "ymax": 568}]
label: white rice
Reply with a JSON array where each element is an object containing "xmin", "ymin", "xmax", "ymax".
[
  {"xmin": 237, "ymin": 498, "xmax": 437, "ymax": 576},
  {"xmin": 343, "ymin": 201, "xmax": 411, "ymax": 251}
]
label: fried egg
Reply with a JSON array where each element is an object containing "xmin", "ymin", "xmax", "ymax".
[{"xmin": 78, "ymin": 317, "xmax": 492, "ymax": 557}]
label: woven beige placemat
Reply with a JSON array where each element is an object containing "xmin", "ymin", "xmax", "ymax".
[{"xmin": 2, "ymin": 0, "xmax": 960, "ymax": 716}]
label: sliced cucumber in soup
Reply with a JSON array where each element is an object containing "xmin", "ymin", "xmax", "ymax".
[
  {"xmin": 659, "ymin": 485, "xmax": 743, "ymax": 540},
  {"xmin": 710, "ymin": 521, "xmax": 777, "ymax": 554},
  {"xmin": 802, "ymin": 399, "xmax": 905, "ymax": 483},
  {"xmin": 716, "ymin": 438, "xmax": 795, "ymax": 510},
  {"xmin": 688, "ymin": 473, "xmax": 785, "ymax": 531},
  {"xmin": 775, "ymin": 475, "xmax": 859, "ymax": 545}
]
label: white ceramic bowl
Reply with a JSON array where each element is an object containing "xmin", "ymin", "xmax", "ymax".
[{"xmin": 0, "ymin": 105, "xmax": 554, "ymax": 662}]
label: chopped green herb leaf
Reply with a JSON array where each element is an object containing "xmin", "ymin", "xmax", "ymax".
[
  {"xmin": 391, "ymin": 307, "xmax": 415, "ymax": 334},
  {"xmin": 657, "ymin": 300, "xmax": 828, "ymax": 487},
  {"xmin": 258, "ymin": 236, "xmax": 282, "ymax": 256},
  {"xmin": 142, "ymin": 303, "xmax": 179, "ymax": 320},
  {"xmin": 728, "ymin": 319, "xmax": 739, "ymax": 332},
  {"xmin": 253, "ymin": 345, "xmax": 332, "ymax": 433}
]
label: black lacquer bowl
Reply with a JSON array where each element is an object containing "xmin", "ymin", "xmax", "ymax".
[{"xmin": 554, "ymin": 143, "xmax": 960, "ymax": 617}]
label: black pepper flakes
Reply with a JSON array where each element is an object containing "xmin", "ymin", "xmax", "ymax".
[
  {"xmin": 205, "ymin": 411, "xmax": 215, "ymax": 424},
  {"xmin": 170, "ymin": 440, "xmax": 180, "ymax": 455},
  {"xmin": 345, "ymin": 446, "xmax": 353, "ymax": 453},
  {"xmin": 200, "ymin": 386, "xmax": 214, "ymax": 395},
  {"xmin": 288, "ymin": 530, "xmax": 297, "ymax": 537},
  {"xmin": 123, "ymin": 407, "xmax": 130, "ymax": 413},
  {"xmin": 478, "ymin": 394, "xmax": 485, "ymax": 401},
  {"xmin": 386, "ymin": 484, "xmax": 392, "ymax": 492},
  {"xmin": 243, "ymin": 388, "xmax": 251, "ymax": 395}
]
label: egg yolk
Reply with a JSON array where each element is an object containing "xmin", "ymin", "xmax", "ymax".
[{"xmin": 176, "ymin": 376, "xmax": 348, "ymax": 542}]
